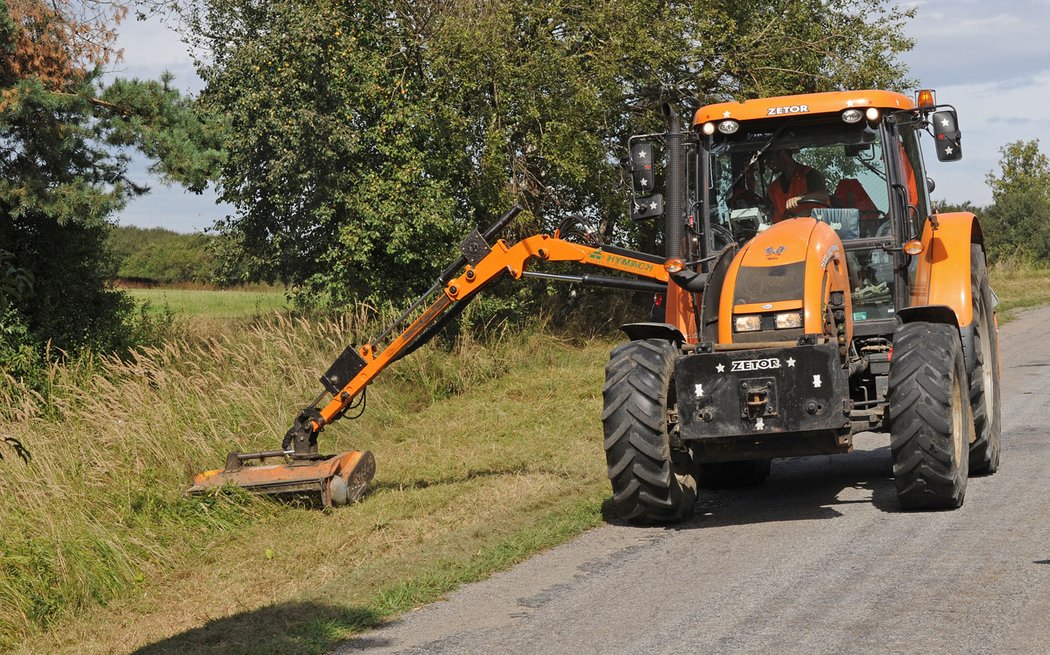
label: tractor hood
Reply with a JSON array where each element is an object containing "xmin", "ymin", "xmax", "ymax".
[{"xmin": 717, "ymin": 218, "xmax": 852, "ymax": 345}]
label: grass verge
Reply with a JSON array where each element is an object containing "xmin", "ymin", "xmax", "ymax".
[
  {"xmin": 5, "ymin": 265, "xmax": 1046, "ymax": 654},
  {"xmin": 2, "ymin": 310, "xmax": 613, "ymax": 654},
  {"xmin": 989, "ymin": 262, "xmax": 1050, "ymax": 322}
]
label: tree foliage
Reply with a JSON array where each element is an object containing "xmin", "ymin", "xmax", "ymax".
[
  {"xmin": 1, "ymin": 1, "xmax": 216, "ymax": 367},
  {"xmin": 983, "ymin": 139, "xmax": 1050, "ymax": 263},
  {"xmin": 179, "ymin": 0, "xmax": 916, "ymax": 307},
  {"xmin": 108, "ymin": 225, "xmax": 217, "ymax": 284}
]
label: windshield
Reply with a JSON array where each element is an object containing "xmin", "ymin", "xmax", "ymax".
[
  {"xmin": 706, "ymin": 121, "xmax": 889, "ymax": 239},
  {"xmin": 703, "ymin": 120, "xmax": 896, "ymax": 320}
]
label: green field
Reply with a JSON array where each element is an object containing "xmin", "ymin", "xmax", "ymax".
[{"xmin": 127, "ymin": 288, "xmax": 290, "ymax": 319}]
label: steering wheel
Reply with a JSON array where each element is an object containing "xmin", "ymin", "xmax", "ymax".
[
  {"xmin": 785, "ymin": 197, "xmax": 830, "ymax": 218},
  {"xmin": 875, "ymin": 219, "xmax": 891, "ymax": 238}
]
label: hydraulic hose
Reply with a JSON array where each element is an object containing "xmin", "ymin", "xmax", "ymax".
[{"xmin": 663, "ymin": 104, "xmax": 685, "ymax": 260}]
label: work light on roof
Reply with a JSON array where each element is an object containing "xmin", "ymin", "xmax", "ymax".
[
  {"xmin": 702, "ymin": 122, "xmax": 716, "ymax": 135},
  {"xmin": 865, "ymin": 107, "xmax": 881, "ymax": 122},
  {"xmin": 718, "ymin": 119, "xmax": 740, "ymax": 135},
  {"xmin": 842, "ymin": 108, "xmax": 863, "ymax": 124}
]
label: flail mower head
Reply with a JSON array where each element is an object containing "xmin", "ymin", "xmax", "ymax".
[{"xmin": 189, "ymin": 448, "xmax": 375, "ymax": 508}]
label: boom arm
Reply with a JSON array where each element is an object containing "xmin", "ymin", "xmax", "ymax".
[{"xmin": 282, "ymin": 207, "xmax": 671, "ymax": 454}]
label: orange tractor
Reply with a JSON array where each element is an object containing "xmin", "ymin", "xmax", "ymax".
[{"xmin": 192, "ymin": 88, "xmax": 1000, "ymax": 522}]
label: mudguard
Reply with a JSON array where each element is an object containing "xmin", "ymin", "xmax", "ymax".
[{"xmin": 909, "ymin": 212, "xmax": 983, "ymax": 328}]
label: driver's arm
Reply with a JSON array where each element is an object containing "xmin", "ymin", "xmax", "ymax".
[{"xmin": 786, "ymin": 169, "xmax": 830, "ymax": 209}]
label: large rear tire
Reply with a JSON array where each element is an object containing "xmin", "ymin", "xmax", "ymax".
[
  {"xmin": 888, "ymin": 322, "xmax": 972, "ymax": 510},
  {"xmin": 696, "ymin": 460, "xmax": 771, "ymax": 489},
  {"xmin": 968, "ymin": 245, "xmax": 1002, "ymax": 474},
  {"xmin": 602, "ymin": 339, "xmax": 697, "ymax": 524}
]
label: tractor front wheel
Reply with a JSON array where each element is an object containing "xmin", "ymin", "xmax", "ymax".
[
  {"xmin": 602, "ymin": 339, "xmax": 697, "ymax": 524},
  {"xmin": 888, "ymin": 322, "xmax": 972, "ymax": 510}
]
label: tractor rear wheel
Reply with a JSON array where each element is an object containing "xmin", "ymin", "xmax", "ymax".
[
  {"xmin": 968, "ymin": 245, "xmax": 1002, "ymax": 475},
  {"xmin": 696, "ymin": 460, "xmax": 771, "ymax": 489},
  {"xmin": 602, "ymin": 339, "xmax": 697, "ymax": 523},
  {"xmin": 888, "ymin": 322, "xmax": 972, "ymax": 510}
]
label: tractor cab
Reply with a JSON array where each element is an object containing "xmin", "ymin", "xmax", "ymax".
[{"xmin": 693, "ymin": 90, "xmax": 935, "ymax": 335}]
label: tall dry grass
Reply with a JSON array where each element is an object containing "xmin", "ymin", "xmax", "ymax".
[
  {"xmin": 989, "ymin": 259, "xmax": 1050, "ymax": 321},
  {"xmin": 0, "ymin": 304, "xmax": 582, "ymax": 650}
]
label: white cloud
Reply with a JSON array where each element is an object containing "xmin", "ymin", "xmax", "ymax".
[
  {"xmin": 901, "ymin": 0, "xmax": 1050, "ymax": 205},
  {"xmin": 106, "ymin": 16, "xmax": 202, "ymax": 92},
  {"xmin": 105, "ymin": 15, "xmax": 228, "ymax": 233}
]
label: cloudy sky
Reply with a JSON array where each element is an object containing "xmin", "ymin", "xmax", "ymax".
[{"xmin": 108, "ymin": 0, "xmax": 1050, "ymax": 232}]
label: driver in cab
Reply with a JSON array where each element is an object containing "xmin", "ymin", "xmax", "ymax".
[{"xmin": 763, "ymin": 149, "xmax": 830, "ymax": 223}]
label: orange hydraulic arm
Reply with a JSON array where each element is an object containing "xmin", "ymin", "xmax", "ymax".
[{"xmin": 281, "ymin": 206, "xmax": 671, "ymax": 454}]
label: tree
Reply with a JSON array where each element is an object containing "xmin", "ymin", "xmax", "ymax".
[
  {"xmin": 984, "ymin": 139, "xmax": 1050, "ymax": 263},
  {"xmin": 178, "ymin": 0, "xmax": 915, "ymax": 307},
  {"xmin": 108, "ymin": 225, "xmax": 217, "ymax": 284},
  {"xmin": 1, "ymin": 1, "xmax": 219, "ymax": 364}
]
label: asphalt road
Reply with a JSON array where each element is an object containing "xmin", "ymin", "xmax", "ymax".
[{"xmin": 338, "ymin": 306, "xmax": 1050, "ymax": 655}]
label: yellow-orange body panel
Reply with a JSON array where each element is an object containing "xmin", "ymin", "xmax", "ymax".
[
  {"xmin": 666, "ymin": 283, "xmax": 699, "ymax": 343},
  {"xmin": 910, "ymin": 212, "xmax": 979, "ymax": 327},
  {"xmin": 718, "ymin": 218, "xmax": 852, "ymax": 344},
  {"xmin": 734, "ymin": 300, "xmax": 804, "ymax": 314},
  {"xmin": 693, "ymin": 89, "xmax": 916, "ymax": 125}
]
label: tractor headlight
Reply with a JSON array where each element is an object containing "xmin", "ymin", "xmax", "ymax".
[
  {"xmin": 775, "ymin": 312, "xmax": 803, "ymax": 329},
  {"xmin": 734, "ymin": 315, "xmax": 762, "ymax": 332}
]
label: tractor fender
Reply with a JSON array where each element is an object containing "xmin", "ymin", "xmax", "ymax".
[
  {"xmin": 897, "ymin": 305, "xmax": 976, "ymax": 377},
  {"xmin": 910, "ymin": 211, "xmax": 984, "ymax": 328},
  {"xmin": 620, "ymin": 322, "xmax": 686, "ymax": 344},
  {"xmin": 907, "ymin": 211, "xmax": 984, "ymax": 375}
]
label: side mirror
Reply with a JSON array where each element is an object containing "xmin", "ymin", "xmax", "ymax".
[
  {"xmin": 629, "ymin": 141, "xmax": 663, "ymax": 220},
  {"xmin": 632, "ymin": 193, "xmax": 664, "ymax": 221},
  {"xmin": 926, "ymin": 176, "xmax": 936, "ymax": 193},
  {"xmin": 630, "ymin": 142, "xmax": 655, "ymax": 194},
  {"xmin": 932, "ymin": 110, "xmax": 962, "ymax": 162}
]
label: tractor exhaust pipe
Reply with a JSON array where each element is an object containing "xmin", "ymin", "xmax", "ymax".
[{"xmin": 663, "ymin": 104, "xmax": 685, "ymax": 260}]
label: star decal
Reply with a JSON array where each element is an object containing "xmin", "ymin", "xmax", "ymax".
[
  {"xmin": 649, "ymin": 200, "xmax": 658, "ymax": 210},
  {"xmin": 846, "ymin": 99, "xmax": 855, "ymax": 107},
  {"xmin": 715, "ymin": 363, "xmax": 725, "ymax": 373},
  {"xmin": 723, "ymin": 110, "xmax": 732, "ymax": 118},
  {"xmin": 640, "ymin": 177, "xmax": 649, "ymax": 187},
  {"xmin": 945, "ymin": 146, "xmax": 954, "ymax": 155},
  {"xmin": 940, "ymin": 118, "xmax": 951, "ymax": 128},
  {"xmin": 786, "ymin": 357, "xmax": 796, "ymax": 367},
  {"xmin": 637, "ymin": 149, "xmax": 648, "ymax": 160}
]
